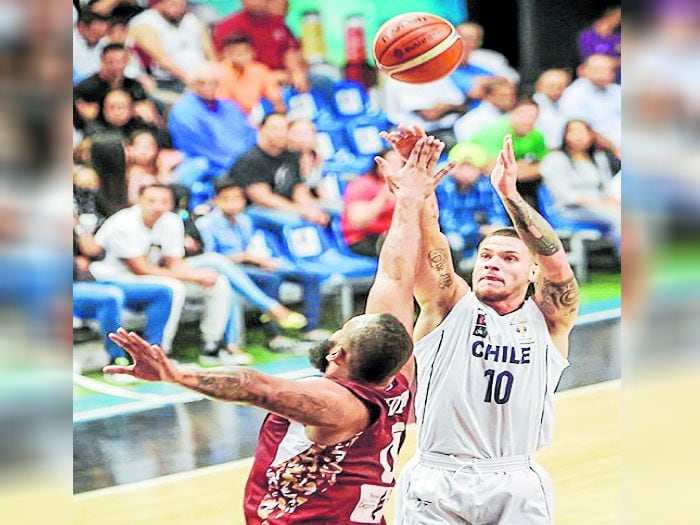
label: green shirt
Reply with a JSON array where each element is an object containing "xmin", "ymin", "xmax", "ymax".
[{"xmin": 469, "ymin": 117, "xmax": 548, "ymax": 161}]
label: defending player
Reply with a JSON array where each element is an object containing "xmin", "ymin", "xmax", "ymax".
[
  {"xmin": 385, "ymin": 130, "xmax": 579, "ymax": 524},
  {"xmin": 104, "ymin": 137, "xmax": 448, "ymax": 524}
]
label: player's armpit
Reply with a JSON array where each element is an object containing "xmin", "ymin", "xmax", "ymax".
[{"xmin": 178, "ymin": 370, "xmax": 368, "ymax": 430}]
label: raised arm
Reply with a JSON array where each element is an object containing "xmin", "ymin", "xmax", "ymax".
[
  {"xmin": 379, "ymin": 125, "xmax": 469, "ymax": 341},
  {"xmin": 104, "ymin": 329, "xmax": 369, "ymax": 442},
  {"xmin": 365, "ymin": 137, "xmax": 446, "ymax": 382},
  {"xmin": 412, "ymin": 192, "xmax": 470, "ymax": 341},
  {"xmin": 492, "ymin": 136, "xmax": 579, "ymax": 357}
]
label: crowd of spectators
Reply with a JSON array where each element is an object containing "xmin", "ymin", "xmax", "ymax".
[{"xmin": 73, "ymin": 0, "xmax": 621, "ymax": 374}]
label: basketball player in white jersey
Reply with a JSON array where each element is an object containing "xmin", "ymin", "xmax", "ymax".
[{"xmin": 384, "ymin": 129, "xmax": 579, "ymax": 524}]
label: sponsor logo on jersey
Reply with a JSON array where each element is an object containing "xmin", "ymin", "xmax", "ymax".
[{"xmin": 473, "ymin": 308, "xmax": 488, "ymax": 338}]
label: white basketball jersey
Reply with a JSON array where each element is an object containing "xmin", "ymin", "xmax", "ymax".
[{"xmin": 414, "ymin": 293, "xmax": 569, "ymax": 458}]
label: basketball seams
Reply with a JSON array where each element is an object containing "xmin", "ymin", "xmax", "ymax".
[
  {"xmin": 375, "ymin": 22, "xmax": 450, "ymax": 65},
  {"xmin": 383, "ymin": 30, "xmax": 461, "ymax": 77}
]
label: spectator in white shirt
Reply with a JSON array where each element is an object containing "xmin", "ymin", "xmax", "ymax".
[
  {"xmin": 533, "ymin": 69, "xmax": 572, "ymax": 149},
  {"xmin": 128, "ymin": 0, "xmax": 216, "ymax": 94},
  {"xmin": 73, "ymin": 10, "xmax": 111, "ymax": 82},
  {"xmin": 560, "ymin": 54, "xmax": 621, "ymax": 150},
  {"xmin": 456, "ymin": 22, "xmax": 520, "ymax": 83},
  {"xmin": 89, "ymin": 184, "xmax": 233, "ymax": 357},
  {"xmin": 383, "ymin": 73, "xmax": 468, "ymax": 148},
  {"xmin": 453, "ymin": 77, "xmax": 516, "ymax": 142}
]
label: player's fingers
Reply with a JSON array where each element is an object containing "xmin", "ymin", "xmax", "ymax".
[
  {"xmin": 374, "ymin": 155, "xmax": 389, "ymax": 172},
  {"xmin": 428, "ymin": 141, "xmax": 445, "ymax": 172},
  {"xmin": 407, "ymin": 137, "xmax": 427, "ymax": 166},
  {"xmin": 434, "ymin": 161, "xmax": 455, "ymax": 186},
  {"xmin": 103, "ymin": 365, "xmax": 134, "ymax": 375},
  {"xmin": 418, "ymin": 136, "xmax": 437, "ymax": 167}
]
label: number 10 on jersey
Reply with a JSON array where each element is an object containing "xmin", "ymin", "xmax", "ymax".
[{"xmin": 483, "ymin": 369, "xmax": 514, "ymax": 404}]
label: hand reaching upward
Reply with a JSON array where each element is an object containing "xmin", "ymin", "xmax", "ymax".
[
  {"xmin": 380, "ymin": 123, "xmax": 427, "ymax": 161},
  {"xmin": 375, "ymin": 136, "xmax": 447, "ymax": 201},
  {"xmin": 489, "ymin": 135, "xmax": 519, "ymax": 198}
]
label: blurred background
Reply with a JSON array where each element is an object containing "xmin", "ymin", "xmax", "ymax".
[{"xmin": 0, "ymin": 0, "xmax": 696, "ymax": 523}]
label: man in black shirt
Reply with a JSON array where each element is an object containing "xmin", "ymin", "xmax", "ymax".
[
  {"xmin": 74, "ymin": 44, "xmax": 157, "ymax": 130},
  {"xmin": 226, "ymin": 113, "xmax": 329, "ymax": 225}
]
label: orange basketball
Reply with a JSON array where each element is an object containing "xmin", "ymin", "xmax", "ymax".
[{"xmin": 373, "ymin": 12, "xmax": 463, "ymax": 83}]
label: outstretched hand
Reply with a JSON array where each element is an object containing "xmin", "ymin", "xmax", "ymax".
[
  {"xmin": 489, "ymin": 135, "xmax": 519, "ymax": 198},
  {"xmin": 103, "ymin": 328, "xmax": 181, "ymax": 383},
  {"xmin": 380, "ymin": 123, "xmax": 427, "ymax": 161},
  {"xmin": 376, "ymin": 136, "xmax": 449, "ymax": 200}
]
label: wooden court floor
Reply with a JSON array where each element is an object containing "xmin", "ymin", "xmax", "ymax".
[{"xmin": 75, "ymin": 380, "xmax": 620, "ymax": 525}]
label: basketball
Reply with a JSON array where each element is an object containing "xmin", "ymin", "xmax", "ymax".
[{"xmin": 373, "ymin": 12, "xmax": 463, "ymax": 83}]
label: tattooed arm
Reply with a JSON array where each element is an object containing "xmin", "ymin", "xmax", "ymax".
[
  {"xmin": 412, "ymin": 193, "xmax": 470, "ymax": 342},
  {"xmin": 492, "ymin": 136, "xmax": 579, "ymax": 357},
  {"xmin": 103, "ymin": 329, "xmax": 369, "ymax": 442},
  {"xmin": 365, "ymin": 137, "xmax": 447, "ymax": 383}
]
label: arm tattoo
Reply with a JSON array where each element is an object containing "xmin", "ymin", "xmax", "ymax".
[
  {"xmin": 428, "ymin": 248, "xmax": 453, "ymax": 289},
  {"xmin": 538, "ymin": 275, "xmax": 580, "ymax": 318},
  {"xmin": 504, "ymin": 194, "xmax": 561, "ymax": 256},
  {"xmin": 179, "ymin": 369, "xmax": 333, "ymax": 423}
]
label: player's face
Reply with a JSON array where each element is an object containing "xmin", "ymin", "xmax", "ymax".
[
  {"xmin": 215, "ymin": 186, "xmax": 247, "ymax": 217},
  {"xmin": 472, "ymin": 236, "xmax": 533, "ymax": 303}
]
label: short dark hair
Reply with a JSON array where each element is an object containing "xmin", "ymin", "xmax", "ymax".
[
  {"xmin": 138, "ymin": 183, "xmax": 174, "ymax": 200},
  {"xmin": 483, "ymin": 77, "xmax": 513, "ymax": 96},
  {"xmin": 513, "ymin": 97, "xmax": 539, "ymax": 110},
  {"xmin": 214, "ymin": 178, "xmax": 244, "ymax": 196},
  {"xmin": 223, "ymin": 33, "xmax": 252, "ymax": 47},
  {"xmin": 127, "ymin": 129, "xmax": 157, "ymax": 145},
  {"xmin": 101, "ymin": 43, "xmax": 127, "ymax": 57},
  {"xmin": 345, "ymin": 314, "xmax": 413, "ymax": 384},
  {"xmin": 476, "ymin": 228, "xmax": 522, "ymax": 250},
  {"xmin": 261, "ymin": 112, "xmax": 288, "ymax": 127},
  {"xmin": 78, "ymin": 10, "xmax": 110, "ymax": 25}
]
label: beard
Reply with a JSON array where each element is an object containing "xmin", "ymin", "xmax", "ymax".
[{"xmin": 308, "ymin": 340, "xmax": 336, "ymax": 373}]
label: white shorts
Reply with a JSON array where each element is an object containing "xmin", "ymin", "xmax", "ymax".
[{"xmin": 395, "ymin": 451, "xmax": 554, "ymax": 525}]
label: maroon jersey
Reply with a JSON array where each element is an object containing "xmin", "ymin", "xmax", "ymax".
[{"xmin": 244, "ymin": 374, "xmax": 411, "ymax": 524}]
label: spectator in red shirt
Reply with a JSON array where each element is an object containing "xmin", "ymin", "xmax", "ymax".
[
  {"xmin": 341, "ymin": 148, "xmax": 403, "ymax": 257},
  {"xmin": 212, "ymin": 0, "xmax": 308, "ymax": 92}
]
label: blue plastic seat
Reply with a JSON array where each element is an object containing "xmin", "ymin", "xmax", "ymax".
[
  {"xmin": 330, "ymin": 80, "xmax": 370, "ymax": 118},
  {"xmin": 345, "ymin": 112, "xmax": 390, "ymax": 157}
]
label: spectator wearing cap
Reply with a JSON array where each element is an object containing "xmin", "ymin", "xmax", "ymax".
[
  {"xmin": 469, "ymin": 98, "xmax": 548, "ymax": 210},
  {"xmin": 74, "ymin": 44, "xmax": 156, "ymax": 130},
  {"xmin": 560, "ymin": 53, "xmax": 621, "ymax": 151},
  {"xmin": 216, "ymin": 34, "xmax": 286, "ymax": 115},
  {"xmin": 212, "ymin": 0, "xmax": 308, "ymax": 92},
  {"xmin": 74, "ymin": 9, "xmax": 111, "ymax": 82},
  {"xmin": 533, "ymin": 69, "xmax": 573, "ymax": 149},
  {"xmin": 127, "ymin": 0, "xmax": 216, "ymax": 94},
  {"xmin": 436, "ymin": 143, "xmax": 509, "ymax": 261},
  {"xmin": 168, "ymin": 62, "xmax": 257, "ymax": 186},
  {"xmin": 453, "ymin": 77, "xmax": 517, "ymax": 142}
]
